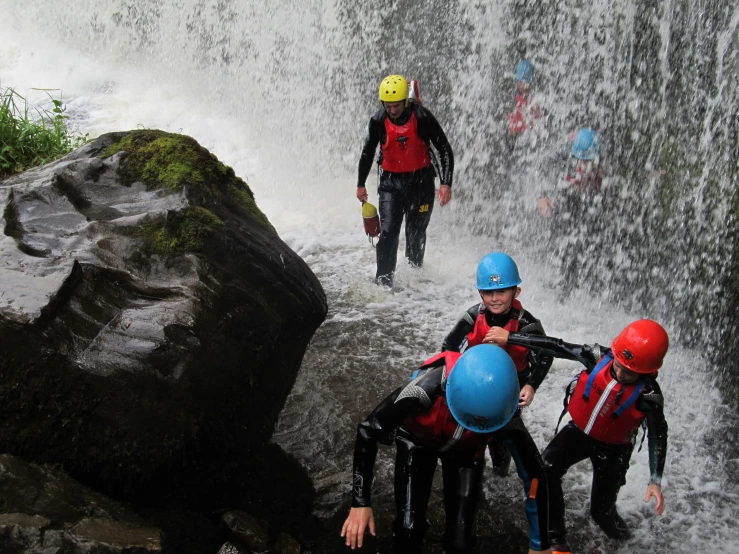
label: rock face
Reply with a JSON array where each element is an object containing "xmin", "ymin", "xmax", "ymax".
[
  {"xmin": 0, "ymin": 131, "xmax": 327, "ymax": 497},
  {"xmin": 0, "ymin": 454, "xmax": 161, "ymax": 553}
]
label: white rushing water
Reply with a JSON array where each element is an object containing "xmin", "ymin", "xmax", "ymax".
[{"xmin": 1, "ymin": 2, "xmax": 737, "ymax": 552}]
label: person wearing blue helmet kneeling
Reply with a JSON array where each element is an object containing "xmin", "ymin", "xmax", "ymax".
[{"xmin": 341, "ymin": 345, "xmax": 551, "ymax": 554}]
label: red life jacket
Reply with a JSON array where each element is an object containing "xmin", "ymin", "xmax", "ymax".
[
  {"xmin": 568, "ymin": 355, "xmax": 647, "ymax": 445},
  {"xmin": 465, "ymin": 300, "xmax": 529, "ymax": 372},
  {"xmin": 381, "ymin": 111, "xmax": 431, "ymax": 173},
  {"xmin": 507, "ymin": 94, "xmax": 542, "ymax": 134},
  {"xmin": 402, "ymin": 351, "xmax": 491, "ymax": 458},
  {"xmin": 565, "ymin": 164, "xmax": 603, "ymax": 192}
]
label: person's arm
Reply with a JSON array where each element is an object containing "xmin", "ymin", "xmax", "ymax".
[
  {"xmin": 416, "ymin": 106, "xmax": 454, "ymax": 187},
  {"xmin": 638, "ymin": 380, "xmax": 668, "ymax": 515},
  {"xmin": 515, "ymin": 312, "xmax": 554, "ymax": 399},
  {"xmin": 351, "ymin": 366, "xmax": 444, "ymax": 507},
  {"xmin": 343, "ymin": 366, "xmax": 444, "ymax": 548},
  {"xmin": 441, "ymin": 305, "xmax": 479, "ymax": 352},
  {"xmin": 357, "ymin": 113, "xmax": 384, "ymax": 189},
  {"xmin": 487, "ymin": 330, "xmax": 603, "ymax": 371}
]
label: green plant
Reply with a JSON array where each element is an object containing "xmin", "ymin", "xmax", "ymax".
[{"xmin": 0, "ymin": 87, "xmax": 89, "ymax": 178}]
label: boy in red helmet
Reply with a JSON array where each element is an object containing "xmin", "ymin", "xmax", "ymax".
[{"xmin": 486, "ymin": 319, "xmax": 669, "ymax": 554}]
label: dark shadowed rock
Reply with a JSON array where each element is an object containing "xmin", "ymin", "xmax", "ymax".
[
  {"xmin": 0, "ymin": 131, "xmax": 327, "ymax": 505},
  {"xmin": 0, "ymin": 454, "xmax": 161, "ymax": 553},
  {"xmin": 221, "ymin": 511, "xmax": 270, "ymax": 552},
  {"xmin": 272, "ymin": 532, "xmax": 301, "ymax": 554}
]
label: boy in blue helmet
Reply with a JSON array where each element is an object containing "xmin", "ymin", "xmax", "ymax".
[
  {"xmin": 441, "ymin": 252, "xmax": 553, "ymax": 553},
  {"xmin": 537, "ymin": 128, "xmax": 604, "ymax": 217},
  {"xmin": 508, "ymin": 59, "xmax": 544, "ymax": 135},
  {"xmin": 341, "ymin": 345, "xmax": 552, "ymax": 554}
]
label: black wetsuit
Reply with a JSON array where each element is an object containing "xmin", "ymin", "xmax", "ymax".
[
  {"xmin": 441, "ymin": 303, "xmax": 554, "ymax": 546},
  {"xmin": 357, "ymin": 102, "xmax": 454, "ymax": 286},
  {"xmin": 352, "ymin": 358, "xmax": 550, "ymax": 554},
  {"xmin": 504, "ymin": 334, "xmax": 668, "ymax": 548}
]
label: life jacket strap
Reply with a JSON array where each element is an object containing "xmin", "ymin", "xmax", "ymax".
[{"xmin": 583, "ymin": 354, "xmax": 613, "ymax": 401}]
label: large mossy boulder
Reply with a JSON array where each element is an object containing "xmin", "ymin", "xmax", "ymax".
[{"xmin": 0, "ymin": 131, "xmax": 327, "ymax": 502}]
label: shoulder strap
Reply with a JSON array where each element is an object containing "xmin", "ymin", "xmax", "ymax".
[
  {"xmin": 612, "ymin": 379, "xmax": 646, "ymax": 419},
  {"xmin": 583, "ymin": 354, "xmax": 613, "ymax": 401}
]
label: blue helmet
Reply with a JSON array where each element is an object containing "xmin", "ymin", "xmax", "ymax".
[
  {"xmin": 446, "ymin": 345, "xmax": 520, "ymax": 433},
  {"xmin": 515, "ymin": 59, "xmax": 534, "ymax": 83},
  {"xmin": 571, "ymin": 128, "xmax": 600, "ymax": 160},
  {"xmin": 476, "ymin": 252, "xmax": 522, "ymax": 291}
]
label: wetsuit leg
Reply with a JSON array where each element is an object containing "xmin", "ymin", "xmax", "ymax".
[
  {"xmin": 392, "ymin": 432, "xmax": 438, "ymax": 554},
  {"xmin": 541, "ymin": 422, "xmax": 592, "ymax": 549},
  {"xmin": 404, "ymin": 169, "xmax": 436, "ymax": 268},
  {"xmin": 589, "ymin": 442, "xmax": 634, "ymax": 540},
  {"xmin": 498, "ymin": 414, "xmax": 550, "ymax": 552},
  {"xmin": 440, "ymin": 452, "xmax": 484, "ymax": 554},
  {"xmin": 488, "ymin": 434, "xmax": 512, "ymax": 477},
  {"xmin": 376, "ymin": 175, "xmax": 406, "ymax": 286}
]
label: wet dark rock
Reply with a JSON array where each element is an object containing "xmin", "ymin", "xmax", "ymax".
[
  {"xmin": 0, "ymin": 130, "xmax": 327, "ymax": 509},
  {"xmin": 216, "ymin": 542, "xmax": 249, "ymax": 554},
  {"xmin": 272, "ymin": 532, "xmax": 301, "ymax": 554},
  {"xmin": 221, "ymin": 511, "xmax": 270, "ymax": 553},
  {"xmin": 0, "ymin": 454, "xmax": 161, "ymax": 553}
]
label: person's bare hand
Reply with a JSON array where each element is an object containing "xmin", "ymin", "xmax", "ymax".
[
  {"xmin": 356, "ymin": 187, "xmax": 368, "ymax": 202},
  {"xmin": 341, "ymin": 507, "xmax": 376, "ymax": 549},
  {"xmin": 484, "ymin": 327, "xmax": 510, "ymax": 346},
  {"xmin": 437, "ymin": 184, "xmax": 451, "ymax": 207},
  {"xmin": 645, "ymin": 483, "xmax": 665, "ymax": 516},
  {"xmin": 519, "ymin": 384, "xmax": 535, "ymax": 407},
  {"xmin": 537, "ymin": 197, "xmax": 554, "ymax": 217}
]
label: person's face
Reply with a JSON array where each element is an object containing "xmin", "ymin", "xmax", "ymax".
[
  {"xmin": 479, "ymin": 287, "xmax": 520, "ymax": 315},
  {"xmin": 383, "ymin": 100, "xmax": 405, "ymax": 120},
  {"xmin": 613, "ymin": 359, "xmax": 641, "ymax": 384}
]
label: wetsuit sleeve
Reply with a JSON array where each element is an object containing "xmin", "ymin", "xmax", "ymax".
[
  {"xmin": 352, "ymin": 366, "xmax": 444, "ymax": 507},
  {"xmin": 637, "ymin": 380, "xmax": 668, "ymax": 485},
  {"xmin": 441, "ymin": 305, "xmax": 479, "ymax": 352},
  {"xmin": 416, "ymin": 106, "xmax": 454, "ymax": 186},
  {"xmin": 516, "ymin": 311, "xmax": 554, "ymax": 390},
  {"xmin": 357, "ymin": 113, "xmax": 384, "ymax": 188},
  {"xmin": 505, "ymin": 333, "xmax": 605, "ymax": 371}
]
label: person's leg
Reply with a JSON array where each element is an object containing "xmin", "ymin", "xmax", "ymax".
[
  {"xmin": 541, "ymin": 422, "xmax": 592, "ymax": 551},
  {"xmin": 499, "ymin": 414, "xmax": 550, "ymax": 552},
  {"xmin": 488, "ymin": 434, "xmax": 512, "ymax": 477},
  {"xmin": 589, "ymin": 442, "xmax": 634, "ymax": 540},
  {"xmin": 392, "ymin": 432, "xmax": 438, "ymax": 554},
  {"xmin": 440, "ymin": 452, "xmax": 484, "ymax": 554},
  {"xmin": 376, "ymin": 175, "xmax": 405, "ymax": 286},
  {"xmin": 404, "ymin": 169, "xmax": 435, "ymax": 268}
]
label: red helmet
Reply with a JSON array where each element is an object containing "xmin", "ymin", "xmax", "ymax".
[{"xmin": 611, "ymin": 319, "xmax": 669, "ymax": 374}]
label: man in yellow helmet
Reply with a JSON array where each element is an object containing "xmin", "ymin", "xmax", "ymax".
[{"xmin": 356, "ymin": 75, "xmax": 454, "ymax": 287}]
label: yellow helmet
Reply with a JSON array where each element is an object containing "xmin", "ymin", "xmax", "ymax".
[{"xmin": 378, "ymin": 75, "xmax": 408, "ymax": 103}]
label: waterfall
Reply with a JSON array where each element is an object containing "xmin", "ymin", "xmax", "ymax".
[{"xmin": 1, "ymin": 1, "xmax": 737, "ymax": 552}]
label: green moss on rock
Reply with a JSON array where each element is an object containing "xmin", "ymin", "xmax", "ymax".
[
  {"xmin": 103, "ymin": 130, "xmax": 273, "ymax": 231},
  {"xmin": 140, "ymin": 207, "xmax": 224, "ymax": 255}
]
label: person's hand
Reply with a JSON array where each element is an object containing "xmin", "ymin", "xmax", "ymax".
[
  {"xmin": 437, "ymin": 184, "xmax": 451, "ymax": 207},
  {"xmin": 645, "ymin": 483, "xmax": 665, "ymax": 515},
  {"xmin": 484, "ymin": 327, "xmax": 509, "ymax": 346},
  {"xmin": 537, "ymin": 197, "xmax": 554, "ymax": 217},
  {"xmin": 519, "ymin": 384, "xmax": 535, "ymax": 407},
  {"xmin": 356, "ymin": 187, "xmax": 368, "ymax": 203},
  {"xmin": 341, "ymin": 507, "xmax": 376, "ymax": 549}
]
